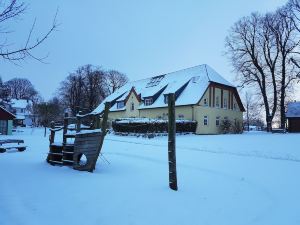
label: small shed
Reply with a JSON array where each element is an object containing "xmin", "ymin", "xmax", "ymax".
[
  {"xmin": 286, "ymin": 102, "xmax": 300, "ymax": 133},
  {"xmin": 0, "ymin": 106, "xmax": 15, "ymax": 135}
]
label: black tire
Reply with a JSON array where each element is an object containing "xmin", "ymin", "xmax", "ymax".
[{"xmin": 0, "ymin": 148, "xmax": 6, "ymax": 153}]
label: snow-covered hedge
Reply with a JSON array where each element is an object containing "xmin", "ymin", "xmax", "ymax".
[{"xmin": 112, "ymin": 118, "xmax": 197, "ymax": 133}]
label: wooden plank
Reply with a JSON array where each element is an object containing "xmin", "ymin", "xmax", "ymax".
[
  {"xmin": 63, "ymin": 113, "xmax": 69, "ymax": 144},
  {"xmin": 221, "ymin": 89, "xmax": 223, "ymax": 108},
  {"xmin": 212, "ymin": 87, "xmax": 215, "ymax": 107},
  {"xmin": 88, "ymin": 102, "xmax": 110, "ymax": 172},
  {"xmin": 209, "ymin": 87, "xmax": 212, "ymax": 107}
]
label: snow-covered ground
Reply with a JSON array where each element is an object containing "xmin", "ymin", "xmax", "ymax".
[{"xmin": 0, "ymin": 128, "xmax": 300, "ymax": 225}]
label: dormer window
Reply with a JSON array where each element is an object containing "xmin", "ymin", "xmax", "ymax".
[
  {"xmin": 191, "ymin": 76, "xmax": 200, "ymax": 83},
  {"xmin": 164, "ymin": 95, "xmax": 168, "ymax": 104},
  {"xmin": 144, "ymin": 98, "xmax": 153, "ymax": 106},
  {"xmin": 117, "ymin": 101, "xmax": 125, "ymax": 109},
  {"xmin": 130, "ymin": 102, "xmax": 134, "ymax": 111},
  {"xmin": 146, "ymin": 75, "xmax": 165, "ymax": 88}
]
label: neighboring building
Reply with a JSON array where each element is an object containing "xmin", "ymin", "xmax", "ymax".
[
  {"xmin": 0, "ymin": 106, "xmax": 15, "ymax": 135},
  {"xmin": 92, "ymin": 64, "xmax": 245, "ymax": 134},
  {"xmin": 286, "ymin": 102, "xmax": 300, "ymax": 133},
  {"xmin": 244, "ymin": 125, "xmax": 262, "ymax": 131},
  {"xmin": 10, "ymin": 99, "xmax": 33, "ymax": 127}
]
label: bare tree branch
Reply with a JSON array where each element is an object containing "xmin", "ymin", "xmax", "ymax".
[{"xmin": 0, "ymin": 1, "xmax": 58, "ymax": 63}]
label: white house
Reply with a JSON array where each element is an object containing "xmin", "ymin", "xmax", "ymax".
[{"xmin": 10, "ymin": 99, "xmax": 33, "ymax": 127}]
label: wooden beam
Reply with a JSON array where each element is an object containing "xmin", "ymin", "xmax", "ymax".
[
  {"xmin": 231, "ymin": 92, "xmax": 233, "ymax": 109},
  {"xmin": 168, "ymin": 93, "xmax": 178, "ymax": 191},
  {"xmin": 50, "ymin": 121, "xmax": 55, "ymax": 144},
  {"xmin": 63, "ymin": 113, "xmax": 68, "ymax": 145},
  {"xmin": 221, "ymin": 89, "xmax": 223, "ymax": 108},
  {"xmin": 209, "ymin": 87, "xmax": 212, "ymax": 107},
  {"xmin": 212, "ymin": 87, "xmax": 215, "ymax": 107},
  {"xmin": 89, "ymin": 102, "xmax": 110, "ymax": 172}
]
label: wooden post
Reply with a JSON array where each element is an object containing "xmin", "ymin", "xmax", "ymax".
[
  {"xmin": 63, "ymin": 112, "xmax": 68, "ymax": 144},
  {"xmin": 50, "ymin": 121, "xmax": 55, "ymax": 144},
  {"xmin": 89, "ymin": 102, "xmax": 110, "ymax": 172},
  {"xmin": 76, "ymin": 112, "xmax": 82, "ymax": 133},
  {"xmin": 168, "ymin": 93, "xmax": 178, "ymax": 191},
  {"xmin": 95, "ymin": 115, "xmax": 101, "ymax": 129}
]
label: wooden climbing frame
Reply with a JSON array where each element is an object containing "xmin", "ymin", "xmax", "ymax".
[{"xmin": 47, "ymin": 102, "xmax": 110, "ymax": 172}]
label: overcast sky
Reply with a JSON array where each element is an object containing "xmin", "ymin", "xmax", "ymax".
[{"xmin": 0, "ymin": 0, "xmax": 292, "ymax": 100}]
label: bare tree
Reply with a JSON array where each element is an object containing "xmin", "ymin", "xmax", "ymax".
[
  {"xmin": 59, "ymin": 72, "xmax": 86, "ymax": 116},
  {"xmin": 0, "ymin": 76, "xmax": 10, "ymax": 100},
  {"xmin": 225, "ymin": 13, "xmax": 279, "ymax": 131},
  {"xmin": 59, "ymin": 65, "xmax": 107, "ymax": 115},
  {"xmin": 59, "ymin": 65, "xmax": 128, "ymax": 115},
  {"xmin": 84, "ymin": 66, "xmax": 107, "ymax": 112},
  {"xmin": 0, "ymin": 0, "xmax": 58, "ymax": 62},
  {"xmin": 36, "ymin": 97, "xmax": 63, "ymax": 135},
  {"xmin": 272, "ymin": 6, "xmax": 300, "ymax": 128},
  {"xmin": 5, "ymin": 78, "xmax": 38, "ymax": 100},
  {"xmin": 289, "ymin": 0, "xmax": 300, "ymax": 21},
  {"xmin": 244, "ymin": 92, "xmax": 256, "ymax": 131},
  {"xmin": 105, "ymin": 70, "xmax": 128, "ymax": 94}
]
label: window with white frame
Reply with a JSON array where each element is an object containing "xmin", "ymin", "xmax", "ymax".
[
  {"xmin": 204, "ymin": 98, "xmax": 208, "ymax": 106},
  {"xmin": 216, "ymin": 116, "xmax": 220, "ymax": 126},
  {"xmin": 204, "ymin": 116, "xmax": 208, "ymax": 126},
  {"xmin": 216, "ymin": 96, "xmax": 220, "ymax": 108},
  {"xmin": 130, "ymin": 102, "xmax": 134, "ymax": 111},
  {"xmin": 223, "ymin": 98, "xmax": 227, "ymax": 109},
  {"xmin": 144, "ymin": 98, "xmax": 153, "ymax": 106}
]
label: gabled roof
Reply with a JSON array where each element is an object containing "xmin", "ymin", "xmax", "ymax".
[
  {"xmin": 92, "ymin": 64, "xmax": 236, "ymax": 114},
  {"xmin": 286, "ymin": 102, "xmax": 300, "ymax": 118},
  {"xmin": 124, "ymin": 87, "xmax": 141, "ymax": 103}
]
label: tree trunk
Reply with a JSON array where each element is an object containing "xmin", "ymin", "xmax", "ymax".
[{"xmin": 280, "ymin": 62, "xmax": 286, "ymax": 129}]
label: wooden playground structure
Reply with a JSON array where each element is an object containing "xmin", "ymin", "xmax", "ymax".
[
  {"xmin": 46, "ymin": 94, "xmax": 178, "ymax": 191},
  {"xmin": 46, "ymin": 103, "xmax": 110, "ymax": 172}
]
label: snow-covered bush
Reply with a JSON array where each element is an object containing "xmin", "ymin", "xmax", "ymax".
[
  {"xmin": 219, "ymin": 119, "xmax": 232, "ymax": 134},
  {"xmin": 232, "ymin": 120, "xmax": 243, "ymax": 134},
  {"xmin": 219, "ymin": 119, "xmax": 243, "ymax": 134},
  {"xmin": 112, "ymin": 118, "xmax": 197, "ymax": 134}
]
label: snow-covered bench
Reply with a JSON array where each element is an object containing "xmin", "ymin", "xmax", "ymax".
[
  {"xmin": 0, "ymin": 140, "xmax": 26, "ymax": 153},
  {"xmin": 272, "ymin": 128, "xmax": 286, "ymax": 134}
]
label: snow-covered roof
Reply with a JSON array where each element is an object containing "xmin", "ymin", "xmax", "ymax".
[
  {"xmin": 15, "ymin": 114, "xmax": 25, "ymax": 120},
  {"xmin": 286, "ymin": 102, "xmax": 300, "ymax": 118},
  {"xmin": 10, "ymin": 99, "xmax": 31, "ymax": 109},
  {"xmin": 92, "ymin": 64, "xmax": 235, "ymax": 114}
]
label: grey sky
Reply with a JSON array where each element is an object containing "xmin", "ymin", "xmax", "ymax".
[{"xmin": 0, "ymin": 0, "xmax": 291, "ymax": 100}]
